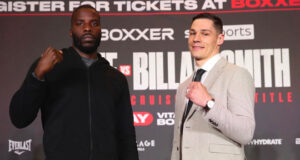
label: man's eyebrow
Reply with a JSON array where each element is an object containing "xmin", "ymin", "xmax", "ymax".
[
  {"xmin": 200, "ymin": 29, "xmax": 211, "ymax": 32},
  {"xmin": 74, "ymin": 18, "xmax": 84, "ymax": 21},
  {"xmin": 74, "ymin": 18, "xmax": 99, "ymax": 21},
  {"xmin": 189, "ymin": 28, "xmax": 212, "ymax": 32}
]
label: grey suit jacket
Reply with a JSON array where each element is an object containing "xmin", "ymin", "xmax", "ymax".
[{"xmin": 171, "ymin": 58, "xmax": 255, "ymax": 160}]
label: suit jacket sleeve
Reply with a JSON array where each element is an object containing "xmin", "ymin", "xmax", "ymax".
[{"xmin": 203, "ymin": 68, "xmax": 255, "ymax": 145}]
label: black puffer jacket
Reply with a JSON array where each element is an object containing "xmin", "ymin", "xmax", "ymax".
[{"xmin": 10, "ymin": 47, "xmax": 139, "ymax": 160}]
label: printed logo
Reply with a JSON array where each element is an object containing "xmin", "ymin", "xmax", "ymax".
[
  {"xmin": 296, "ymin": 138, "xmax": 300, "ymax": 145},
  {"xmin": 133, "ymin": 112, "xmax": 153, "ymax": 126},
  {"xmin": 119, "ymin": 65, "xmax": 132, "ymax": 76},
  {"xmin": 102, "ymin": 28, "xmax": 174, "ymax": 41},
  {"xmin": 248, "ymin": 138, "xmax": 282, "ymax": 145},
  {"xmin": 157, "ymin": 112, "xmax": 175, "ymax": 126},
  {"xmin": 8, "ymin": 139, "xmax": 32, "ymax": 155},
  {"xmin": 137, "ymin": 140, "xmax": 155, "ymax": 152},
  {"xmin": 185, "ymin": 24, "xmax": 254, "ymax": 40},
  {"xmin": 231, "ymin": 0, "xmax": 298, "ymax": 9},
  {"xmin": 223, "ymin": 24, "xmax": 254, "ymax": 40}
]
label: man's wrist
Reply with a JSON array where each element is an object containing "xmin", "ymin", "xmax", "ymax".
[
  {"xmin": 32, "ymin": 72, "xmax": 45, "ymax": 81},
  {"xmin": 204, "ymin": 98, "xmax": 215, "ymax": 111}
]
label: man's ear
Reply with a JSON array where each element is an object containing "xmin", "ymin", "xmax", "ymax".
[{"xmin": 217, "ymin": 33, "xmax": 224, "ymax": 46}]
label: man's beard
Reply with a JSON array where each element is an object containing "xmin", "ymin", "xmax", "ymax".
[{"xmin": 72, "ymin": 33, "xmax": 101, "ymax": 54}]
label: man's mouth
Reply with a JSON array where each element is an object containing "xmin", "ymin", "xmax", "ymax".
[
  {"xmin": 81, "ymin": 34, "xmax": 95, "ymax": 42},
  {"xmin": 192, "ymin": 46, "xmax": 204, "ymax": 50}
]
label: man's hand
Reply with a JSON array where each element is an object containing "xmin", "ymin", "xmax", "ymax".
[
  {"xmin": 34, "ymin": 47, "xmax": 63, "ymax": 80},
  {"xmin": 186, "ymin": 82, "xmax": 213, "ymax": 107}
]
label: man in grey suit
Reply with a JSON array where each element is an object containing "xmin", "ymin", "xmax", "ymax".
[{"xmin": 171, "ymin": 13, "xmax": 255, "ymax": 160}]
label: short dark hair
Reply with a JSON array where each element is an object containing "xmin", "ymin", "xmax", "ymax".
[
  {"xmin": 71, "ymin": 5, "xmax": 99, "ymax": 24},
  {"xmin": 192, "ymin": 13, "xmax": 223, "ymax": 34}
]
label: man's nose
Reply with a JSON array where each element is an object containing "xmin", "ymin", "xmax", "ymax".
[
  {"xmin": 83, "ymin": 24, "xmax": 92, "ymax": 32},
  {"xmin": 193, "ymin": 34, "xmax": 201, "ymax": 43}
]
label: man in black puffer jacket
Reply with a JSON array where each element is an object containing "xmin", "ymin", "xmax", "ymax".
[{"xmin": 10, "ymin": 5, "xmax": 139, "ymax": 160}]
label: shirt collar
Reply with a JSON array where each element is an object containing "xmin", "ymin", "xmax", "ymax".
[{"xmin": 195, "ymin": 54, "xmax": 221, "ymax": 72}]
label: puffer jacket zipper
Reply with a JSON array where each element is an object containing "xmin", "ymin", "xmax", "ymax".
[{"xmin": 87, "ymin": 68, "xmax": 93, "ymax": 160}]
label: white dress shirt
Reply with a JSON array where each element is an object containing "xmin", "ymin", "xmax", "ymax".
[{"xmin": 194, "ymin": 54, "xmax": 221, "ymax": 83}]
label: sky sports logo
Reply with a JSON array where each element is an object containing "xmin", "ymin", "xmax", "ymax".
[
  {"xmin": 133, "ymin": 112, "xmax": 153, "ymax": 126},
  {"xmin": 185, "ymin": 24, "xmax": 254, "ymax": 41},
  {"xmin": 223, "ymin": 24, "xmax": 254, "ymax": 40}
]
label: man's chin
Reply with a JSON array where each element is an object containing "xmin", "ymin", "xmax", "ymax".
[
  {"xmin": 193, "ymin": 54, "xmax": 205, "ymax": 61},
  {"xmin": 75, "ymin": 45, "xmax": 98, "ymax": 54},
  {"xmin": 191, "ymin": 52, "xmax": 202, "ymax": 58},
  {"xmin": 73, "ymin": 37, "xmax": 101, "ymax": 54},
  {"xmin": 81, "ymin": 41, "xmax": 95, "ymax": 46}
]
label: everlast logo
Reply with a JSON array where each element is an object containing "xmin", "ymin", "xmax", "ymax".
[{"xmin": 8, "ymin": 139, "xmax": 32, "ymax": 155}]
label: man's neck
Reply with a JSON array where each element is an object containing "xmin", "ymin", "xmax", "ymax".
[
  {"xmin": 72, "ymin": 46, "xmax": 98, "ymax": 60},
  {"xmin": 195, "ymin": 53, "xmax": 218, "ymax": 68}
]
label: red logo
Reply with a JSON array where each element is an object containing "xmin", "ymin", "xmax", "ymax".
[
  {"xmin": 133, "ymin": 112, "xmax": 153, "ymax": 126},
  {"xmin": 231, "ymin": 0, "xmax": 296, "ymax": 8},
  {"xmin": 119, "ymin": 65, "xmax": 132, "ymax": 76}
]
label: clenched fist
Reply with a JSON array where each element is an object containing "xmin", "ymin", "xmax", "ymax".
[
  {"xmin": 34, "ymin": 47, "xmax": 63, "ymax": 80},
  {"xmin": 186, "ymin": 82, "xmax": 213, "ymax": 107}
]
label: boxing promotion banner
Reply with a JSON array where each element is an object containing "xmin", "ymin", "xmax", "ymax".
[{"xmin": 1, "ymin": 0, "xmax": 299, "ymax": 159}]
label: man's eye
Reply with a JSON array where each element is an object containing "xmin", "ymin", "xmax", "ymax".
[
  {"xmin": 91, "ymin": 22, "xmax": 99, "ymax": 27},
  {"xmin": 190, "ymin": 32, "xmax": 196, "ymax": 35},
  {"xmin": 76, "ymin": 22, "xmax": 83, "ymax": 26}
]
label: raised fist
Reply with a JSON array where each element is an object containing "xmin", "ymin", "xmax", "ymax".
[{"xmin": 34, "ymin": 47, "xmax": 63, "ymax": 80}]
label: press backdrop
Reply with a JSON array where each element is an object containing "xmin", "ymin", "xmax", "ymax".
[{"xmin": 1, "ymin": 0, "xmax": 300, "ymax": 160}]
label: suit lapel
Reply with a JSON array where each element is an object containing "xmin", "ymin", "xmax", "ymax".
[
  {"xmin": 203, "ymin": 58, "xmax": 227, "ymax": 89},
  {"xmin": 186, "ymin": 58, "xmax": 228, "ymax": 121},
  {"xmin": 179, "ymin": 76, "xmax": 193, "ymax": 122}
]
